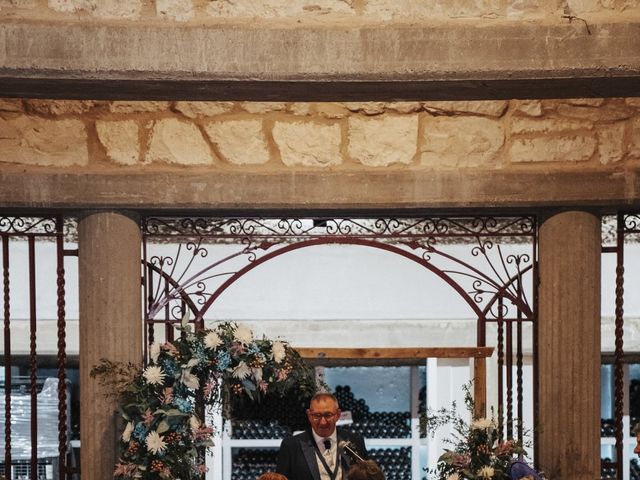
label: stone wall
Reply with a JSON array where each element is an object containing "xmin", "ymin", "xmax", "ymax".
[
  {"xmin": 0, "ymin": 0, "xmax": 638, "ymax": 22},
  {"xmin": 1, "ymin": 98, "xmax": 639, "ymax": 171}
]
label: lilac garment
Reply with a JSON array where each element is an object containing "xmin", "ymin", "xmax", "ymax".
[{"xmin": 509, "ymin": 458, "xmax": 543, "ymax": 480}]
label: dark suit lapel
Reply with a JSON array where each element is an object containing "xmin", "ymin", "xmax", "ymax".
[{"xmin": 301, "ymin": 431, "xmax": 322, "ymax": 480}]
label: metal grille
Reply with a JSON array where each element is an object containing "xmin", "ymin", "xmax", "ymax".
[
  {"xmin": 142, "ymin": 214, "xmax": 538, "ymax": 443},
  {"xmin": 1, "ymin": 216, "xmax": 76, "ymax": 480},
  {"xmin": 607, "ymin": 213, "xmax": 640, "ymax": 480}
]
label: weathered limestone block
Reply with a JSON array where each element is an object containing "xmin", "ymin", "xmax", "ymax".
[
  {"xmin": 596, "ymin": 123, "xmax": 625, "ymax": 164},
  {"xmin": 629, "ymin": 118, "xmax": 640, "ymax": 159},
  {"xmin": 313, "ymin": 103, "xmax": 349, "ymax": 119},
  {"xmin": 510, "ymin": 117, "xmax": 593, "ymax": 134},
  {"xmin": 206, "ymin": 0, "xmax": 354, "ymax": 17},
  {"xmin": 110, "ymin": 102, "xmax": 171, "ymax": 113},
  {"xmin": 365, "ymin": 0, "xmax": 506, "ymax": 19},
  {"xmin": 0, "ymin": 0, "xmax": 37, "ymax": 9},
  {"xmin": 423, "ymin": 100, "xmax": 508, "ymax": 118},
  {"xmin": 0, "ymin": 99, "xmax": 23, "ymax": 112},
  {"xmin": 566, "ymin": 0, "xmax": 609, "ymax": 13},
  {"xmin": 566, "ymin": 98, "xmax": 606, "ymax": 107},
  {"xmin": 556, "ymin": 103, "xmax": 631, "ymax": 122},
  {"xmin": 0, "ymin": 115, "xmax": 87, "ymax": 166},
  {"xmin": 348, "ymin": 115, "xmax": 418, "ymax": 166},
  {"xmin": 420, "ymin": 116, "xmax": 504, "ymax": 167},
  {"xmin": 289, "ymin": 103, "xmax": 312, "ymax": 116},
  {"xmin": 145, "ymin": 119, "xmax": 213, "ymax": 165},
  {"xmin": 205, "ymin": 119, "xmax": 269, "ymax": 165},
  {"xmin": 272, "ymin": 121, "xmax": 341, "ymax": 167},
  {"xmin": 25, "ymin": 99, "xmax": 95, "ymax": 115},
  {"xmin": 506, "ymin": 0, "xmax": 545, "ymax": 17},
  {"xmin": 386, "ymin": 102, "xmax": 423, "ymax": 114},
  {"xmin": 344, "ymin": 103, "xmax": 386, "ymax": 115},
  {"xmin": 156, "ymin": 0, "xmax": 193, "ymax": 21},
  {"xmin": 92, "ymin": 0, "xmax": 143, "ymax": 19},
  {"xmin": 240, "ymin": 102, "xmax": 287, "ymax": 114},
  {"xmin": 174, "ymin": 102, "xmax": 235, "ymax": 118},
  {"xmin": 48, "ymin": 0, "xmax": 89, "ymax": 13},
  {"xmin": 512, "ymin": 100, "xmax": 543, "ymax": 117},
  {"xmin": 96, "ymin": 120, "xmax": 140, "ymax": 165},
  {"xmin": 49, "ymin": 0, "xmax": 141, "ymax": 16},
  {"xmin": 362, "ymin": 0, "xmax": 441, "ymax": 18},
  {"xmin": 509, "ymin": 136, "xmax": 597, "ymax": 163}
]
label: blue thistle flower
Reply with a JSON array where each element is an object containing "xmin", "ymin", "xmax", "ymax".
[
  {"xmin": 217, "ymin": 351, "xmax": 231, "ymax": 370},
  {"xmin": 133, "ymin": 423, "xmax": 147, "ymax": 442},
  {"xmin": 173, "ymin": 397, "xmax": 194, "ymax": 413}
]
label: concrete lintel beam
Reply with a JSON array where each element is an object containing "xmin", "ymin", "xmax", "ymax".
[
  {"xmin": 0, "ymin": 20, "xmax": 639, "ymax": 100},
  {"xmin": 0, "ymin": 169, "xmax": 638, "ymax": 212}
]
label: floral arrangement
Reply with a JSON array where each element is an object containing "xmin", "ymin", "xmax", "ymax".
[
  {"xmin": 91, "ymin": 318, "xmax": 316, "ymax": 480},
  {"xmin": 421, "ymin": 384, "xmax": 541, "ymax": 480}
]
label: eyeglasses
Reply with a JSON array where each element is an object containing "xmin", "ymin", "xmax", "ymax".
[{"xmin": 309, "ymin": 412, "xmax": 337, "ymax": 421}]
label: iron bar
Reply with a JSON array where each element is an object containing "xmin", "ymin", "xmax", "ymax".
[
  {"xmin": 2, "ymin": 234, "xmax": 11, "ymax": 477},
  {"xmin": 614, "ymin": 213, "xmax": 625, "ymax": 480},
  {"xmin": 506, "ymin": 306, "xmax": 513, "ymax": 439},
  {"xmin": 28, "ymin": 236, "xmax": 38, "ymax": 478},
  {"xmin": 497, "ymin": 299, "xmax": 504, "ymax": 442},
  {"xmin": 516, "ymin": 303, "xmax": 524, "ymax": 443},
  {"xmin": 56, "ymin": 217, "xmax": 69, "ymax": 479}
]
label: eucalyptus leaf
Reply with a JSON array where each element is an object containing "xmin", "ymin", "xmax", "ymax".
[
  {"xmin": 156, "ymin": 420, "xmax": 170, "ymax": 433},
  {"xmin": 181, "ymin": 309, "xmax": 190, "ymax": 328}
]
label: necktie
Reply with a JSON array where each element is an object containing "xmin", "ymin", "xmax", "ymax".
[{"xmin": 322, "ymin": 439, "xmax": 333, "ymax": 468}]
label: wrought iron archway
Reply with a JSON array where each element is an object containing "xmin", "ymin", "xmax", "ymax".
[{"xmin": 142, "ymin": 215, "xmax": 537, "ymax": 442}]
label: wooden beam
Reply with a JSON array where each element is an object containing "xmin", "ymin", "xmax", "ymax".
[
  {"xmin": 1, "ymin": 76, "xmax": 639, "ymax": 102},
  {"xmin": 296, "ymin": 347, "xmax": 493, "ymax": 365},
  {"xmin": 473, "ymin": 357, "xmax": 487, "ymax": 419}
]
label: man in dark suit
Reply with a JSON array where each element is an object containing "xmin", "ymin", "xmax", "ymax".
[{"xmin": 276, "ymin": 392, "xmax": 368, "ymax": 480}]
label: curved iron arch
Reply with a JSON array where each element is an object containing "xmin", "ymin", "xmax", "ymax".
[{"xmin": 189, "ymin": 236, "xmax": 529, "ymax": 346}]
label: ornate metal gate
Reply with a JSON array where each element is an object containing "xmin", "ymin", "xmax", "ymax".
[
  {"xmin": 606, "ymin": 213, "xmax": 640, "ymax": 480},
  {"xmin": 142, "ymin": 215, "xmax": 538, "ymax": 442},
  {"xmin": 1, "ymin": 215, "xmax": 75, "ymax": 480}
]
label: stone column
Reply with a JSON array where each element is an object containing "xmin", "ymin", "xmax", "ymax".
[
  {"xmin": 537, "ymin": 211, "xmax": 600, "ymax": 479},
  {"xmin": 78, "ymin": 211, "xmax": 141, "ymax": 480}
]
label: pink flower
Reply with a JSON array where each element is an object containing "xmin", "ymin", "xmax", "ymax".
[
  {"xmin": 160, "ymin": 387, "xmax": 174, "ymax": 404},
  {"xmin": 194, "ymin": 425, "xmax": 214, "ymax": 441},
  {"xmin": 258, "ymin": 380, "xmax": 268, "ymax": 393},
  {"xmin": 162, "ymin": 342, "xmax": 179, "ymax": 357},
  {"xmin": 114, "ymin": 462, "xmax": 137, "ymax": 477},
  {"xmin": 195, "ymin": 463, "xmax": 209, "ymax": 474},
  {"xmin": 451, "ymin": 453, "xmax": 471, "ymax": 468},
  {"xmin": 203, "ymin": 380, "xmax": 216, "ymax": 398},
  {"xmin": 230, "ymin": 342, "xmax": 246, "ymax": 356},
  {"xmin": 143, "ymin": 409, "xmax": 154, "ymax": 426},
  {"xmin": 495, "ymin": 439, "xmax": 515, "ymax": 456}
]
